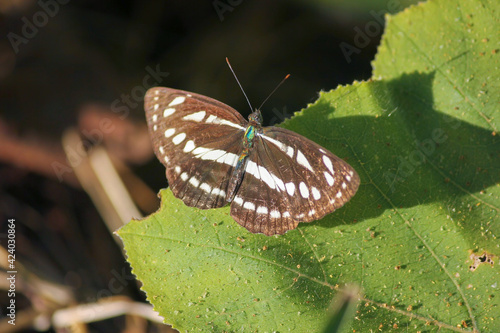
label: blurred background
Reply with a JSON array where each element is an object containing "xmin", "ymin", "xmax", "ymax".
[{"xmin": 0, "ymin": 0, "xmax": 417, "ymax": 331}]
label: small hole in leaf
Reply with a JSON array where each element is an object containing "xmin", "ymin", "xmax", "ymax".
[{"xmin": 469, "ymin": 251, "xmax": 495, "ymax": 271}]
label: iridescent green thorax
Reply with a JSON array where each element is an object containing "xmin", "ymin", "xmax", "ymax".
[
  {"xmin": 236, "ymin": 124, "xmax": 255, "ymax": 168},
  {"xmin": 242, "ymin": 109, "xmax": 263, "ymax": 153},
  {"xmin": 243, "ymin": 125, "xmax": 256, "ymax": 149}
]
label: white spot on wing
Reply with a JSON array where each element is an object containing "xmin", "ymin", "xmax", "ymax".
[
  {"xmin": 296, "ymin": 150, "xmax": 314, "ymax": 172},
  {"xmin": 234, "ymin": 196, "xmax": 244, "ymax": 205},
  {"xmin": 342, "ymin": 182, "xmax": 347, "ymax": 189},
  {"xmin": 299, "ymin": 182, "xmax": 309, "ymax": 198},
  {"xmin": 205, "ymin": 115, "xmax": 217, "ymax": 123},
  {"xmin": 192, "ymin": 147, "xmax": 237, "ymax": 166},
  {"xmin": 257, "ymin": 206, "xmax": 268, "ymax": 214},
  {"xmin": 216, "ymin": 151, "xmax": 239, "ymax": 167},
  {"xmin": 311, "ymin": 187, "xmax": 321, "ymax": 200},
  {"xmin": 245, "ymin": 161, "xmax": 259, "ymax": 179},
  {"xmin": 153, "ymin": 124, "xmax": 158, "ymax": 131},
  {"xmin": 180, "ymin": 172, "xmax": 188, "ymax": 181},
  {"xmin": 270, "ymin": 210, "xmax": 281, "ymax": 218},
  {"xmin": 220, "ymin": 119, "xmax": 244, "ymax": 130},
  {"xmin": 282, "ymin": 212, "xmax": 291, "ymax": 218},
  {"xmin": 346, "ymin": 175, "xmax": 352, "ymax": 182},
  {"xmin": 159, "ymin": 146, "xmax": 165, "ymax": 154},
  {"xmin": 336, "ymin": 191, "xmax": 342, "ymax": 198},
  {"xmin": 163, "ymin": 156, "xmax": 169, "ymax": 163},
  {"xmin": 174, "ymin": 166, "xmax": 181, "ymax": 174},
  {"xmin": 189, "ymin": 177, "xmax": 200, "ymax": 188},
  {"xmin": 154, "ymin": 104, "xmax": 159, "ymax": 111},
  {"xmin": 169, "ymin": 96, "xmax": 185, "ymax": 106},
  {"xmin": 200, "ymin": 183, "xmax": 212, "ymax": 193},
  {"xmin": 182, "ymin": 111, "xmax": 206, "ymax": 122},
  {"xmin": 163, "ymin": 108, "xmax": 175, "ymax": 117},
  {"xmin": 183, "ymin": 140, "xmax": 196, "ymax": 153},
  {"xmin": 192, "ymin": 147, "xmax": 210, "ymax": 156},
  {"xmin": 259, "ymin": 167, "xmax": 275, "ymax": 190},
  {"xmin": 323, "ymin": 155, "xmax": 334, "ymax": 175},
  {"xmin": 261, "ymin": 134, "xmax": 294, "ymax": 158},
  {"xmin": 272, "ymin": 174, "xmax": 285, "ymax": 191},
  {"xmin": 246, "ymin": 161, "xmax": 264, "ymax": 183},
  {"xmin": 324, "ymin": 172, "xmax": 334, "ymax": 186},
  {"xmin": 204, "ymin": 114, "xmax": 245, "ymax": 130},
  {"xmin": 243, "ymin": 202, "xmax": 256, "ymax": 210},
  {"xmin": 260, "ymin": 134, "xmax": 284, "ymax": 149},
  {"xmin": 285, "ymin": 182, "xmax": 295, "ymax": 196},
  {"xmin": 172, "ymin": 133, "xmax": 186, "ymax": 145},
  {"xmin": 164, "ymin": 128, "xmax": 175, "ymax": 138},
  {"xmin": 212, "ymin": 188, "xmax": 226, "ymax": 198},
  {"xmin": 200, "ymin": 149, "xmax": 225, "ymax": 161},
  {"xmin": 245, "ymin": 160, "xmax": 284, "ymax": 191},
  {"xmin": 152, "ymin": 114, "xmax": 158, "ymax": 122}
]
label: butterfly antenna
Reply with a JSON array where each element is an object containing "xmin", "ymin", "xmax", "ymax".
[
  {"xmin": 257, "ymin": 73, "xmax": 290, "ymax": 111},
  {"xmin": 226, "ymin": 57, "xmax": 254, "ymax": 112}
]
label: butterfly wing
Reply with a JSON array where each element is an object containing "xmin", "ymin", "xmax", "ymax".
[
  {"xmin": 230, "ymin": 126, "xmax": 359, "ymax": 235},
  {"xmin": 145, "ymin": 87, "xmax": 248, "ymax": 209}
]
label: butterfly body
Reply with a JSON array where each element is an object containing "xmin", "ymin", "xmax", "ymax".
[
  {"xmin": 226, "ymin": 110, "xmax": 263, "ymax": 202},
  {"xmin": 145, "ymin": 87, "xmax": 359, "ymax": 236}
]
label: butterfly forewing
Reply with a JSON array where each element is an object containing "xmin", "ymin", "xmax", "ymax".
[
  {"xmin": 230, "ymin": 127, "xmax": 360, "ymax": 235},
  {"xmin": 145, "ymin": 87, "xmax": 247, "ymax": 209}
]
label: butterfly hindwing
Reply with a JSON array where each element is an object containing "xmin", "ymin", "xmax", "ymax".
[
  {"xmin": 145, "ymin": 87, "xmax": 247, "ymax": 209},
  {"xmin": 230, "ymin": 127, "xmax": 360, "ymax": 235}
]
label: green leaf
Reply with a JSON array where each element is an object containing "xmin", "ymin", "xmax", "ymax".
[
  {"xmin": 322, "ymin": 285, "xmax": 361, "ymax": 333},
  {"xmin": 118, "ymin": 0, "xmax": 500, "ymax": 331}
]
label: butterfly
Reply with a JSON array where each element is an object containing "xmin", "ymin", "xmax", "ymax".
[{"xmin": 144, "ymin": 83, "xmax": 359, "ymax": 236}]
